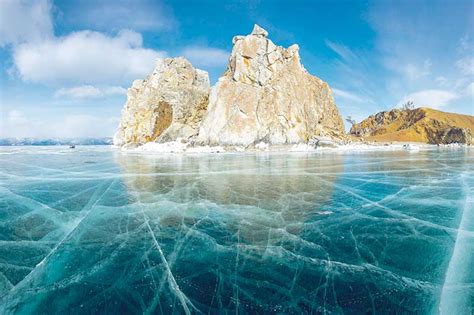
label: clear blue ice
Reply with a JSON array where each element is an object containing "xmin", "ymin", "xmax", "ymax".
[{"xmin": 0, "ymin": 146, "xmax": 472, "ymax": 314}]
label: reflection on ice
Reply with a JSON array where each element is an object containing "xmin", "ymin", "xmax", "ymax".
[{"xmin": 0, "ymin": 146, "xmax": 472, "ymax": 313}]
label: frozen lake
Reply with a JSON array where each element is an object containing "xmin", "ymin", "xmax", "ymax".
[{"xmin": 0, "ymin": 146, "xmax": 472, "ymax": 314}]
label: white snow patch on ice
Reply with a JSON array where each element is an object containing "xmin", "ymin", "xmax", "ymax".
[
  {"xmin": 255, "ymin": 142, "xmax": 269, "ymax": 151},
  {"xmin": 122, "ymin": 140, "xmax": 225, "ymax": 154},
  {"xmin": 186, "ymin": 145, "xmax": 225, "ymax": 153},
  {"xmin": 133, "ymin": 141, "xmax": 188, "ymax": 153},
  {"xmin": 289, "ymin": 143, "xmax": 317, "ymax": 152}
]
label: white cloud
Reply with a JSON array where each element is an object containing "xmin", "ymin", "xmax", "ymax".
[
  {"xmin": 1, "ymin": 110, "xmax": 30, "ymax": 138},
  {"xmin": 102, "ymin": 86, "xmax": 127, "ymax": 96},
  {"xmin": 0, "ymin": 0, "xmax": 53, "ymax": 47},
  {"xmin": 181, "ymin": 46, "xmax": 229, "ymax": 68},
  {"xmin": 397, "ymin": 89, "xmax": 459, "ymax": 109},
  {"xmin": 456, "ymin": 57, "xmax": 474, "ymax": 76},
  {"xmin": 325, "ymin": 40, "xmax": 359, "ymax": 62},
  {"xmin": 52, "ymin": 114, "xmax": 119, "ymax": 138},
  {"xmin": 386, "ymin": 59, "xmax": 432, "ymax": 82},
  {"xmin": 12, "ymin": 30, "xmax": 166, "ymax": 85},
  {"xmin": 6, "ymin": 110, "xmax": 29, "ymax": 125},
  {"xmin": 54, "ymin": 85, "xmax": 127, "ymax": 99},
  {"xmin": 332, "ymin": 88, "xmax": 365, "ymax": 103},
  {"xmin": 365, "ymin": 2, "xmax": 473, "ymax": 115},
  {"xmin": 1, "ymin": 110, "xmax": 119, "ymax": 138},
  {"xmin": 324, "ymin": 39, "xmax": 376, "ymax": 105},
  {"xmin": 55, "ymin": 86, "xmax": 102, "ymax": 99}
]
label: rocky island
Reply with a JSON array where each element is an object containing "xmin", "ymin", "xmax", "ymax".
[
  {"xmin": 113, "ymin": 58, "xmax": 211, "ymax": 146},
  {"xmin": 114, "ymin": 25, "xmax": 473, "ymax": 151},
  {"xmin": 197, "ymin": 25, "xmax": 344, "ymax": 146},
  {"xmin": 114, "ymin": 25, "xmax": 344, "ymax": 150}
]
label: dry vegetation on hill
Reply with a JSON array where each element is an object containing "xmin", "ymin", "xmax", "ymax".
[{"xmin": 350, "ymin": 107, "xmax": 474, "ymax": 144}]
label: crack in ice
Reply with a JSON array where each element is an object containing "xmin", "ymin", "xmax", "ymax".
[
  {"xmin": 2, "ymin": 179, "xmax": 116, "ymax": 304},
  {"xmin": 438, "ymin": 171, "xmax": 474, "ymax": 314}
]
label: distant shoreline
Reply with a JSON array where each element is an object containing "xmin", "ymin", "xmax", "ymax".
[
  {"xmin": 0, "ymin": 144, "xmax": 113, "ymax": 147},
  {"xmin": 0, "ymin": 138, "xmax": 113, "ymax": 146}
]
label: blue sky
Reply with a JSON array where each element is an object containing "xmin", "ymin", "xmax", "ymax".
[{"xmin": 1, "ymin": 0, "xmax": 473, "ymax": 138}]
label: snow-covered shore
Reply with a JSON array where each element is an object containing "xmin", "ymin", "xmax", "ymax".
[{"xmin": 117, "ymin": 140, "xmax": 469, "ymax": 154}]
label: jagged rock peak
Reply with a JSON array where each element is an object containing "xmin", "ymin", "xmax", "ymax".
[
  {"xmin": 225, "ymin": 24, "xmax": 303, "ymax": 87},
  {"xmin": 197, "ymin": 25, "xmax": 344, "ymax": 146},
  {"xmin": 113, "ymin": 57, "xmax": 210, "ymax": 146},
  {"xmin": 250, "ymin": 24, "xmax": 268, "ymax": 37}
]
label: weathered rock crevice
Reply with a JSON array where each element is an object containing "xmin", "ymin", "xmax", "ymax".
[{"xmin": 151, "ymin": 101, "xmax": 173, "ymax": 141}]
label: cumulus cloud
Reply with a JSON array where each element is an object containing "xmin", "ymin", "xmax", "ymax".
[
  {"xmin": 12, "ymin": 30, "xmax": 166, "ymax": 85},
  {"xmin": 181, "ymin": 46, "xmax": 229, "ymax": 68},
  {"xmin": 1, "ymin": 110, "xmax": 119, "ymax": 138},
  {"xmin": 397, "ymin": 90, "xmax": 459, "ymax": 109},
  {"xmin": 0, "ymin": 0, "xmax": 53, "ymax": 47},
  {"xmin": 54, "ymin": 85, "xmax": 127, "ymax": 99}
]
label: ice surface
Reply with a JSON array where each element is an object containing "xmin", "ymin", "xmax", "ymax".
[{"xmin": 0, "ymin": 146, "xmax": 472, "ymax": 314}]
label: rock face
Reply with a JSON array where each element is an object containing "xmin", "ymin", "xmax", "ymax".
[
  {"xmin": 197, "ymin": 25, "xmax": 344, "ymax": 146},
  {"xmin": 113, "ymin": 57, "xmax": 210, "ymax": 146},
  {"xmin": 350, "ymin": 107, "xmax": 474, "ymax": 144},
  {"xmin": 114, "ymin": 25, "xmax": 345, "ymax": 148}
]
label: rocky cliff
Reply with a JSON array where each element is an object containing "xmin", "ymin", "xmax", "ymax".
[
  {"xmin": 114, "ymin": 25, "xmax": 344, "ymax": 147},
  {"xmin": 197, "ymin": 25, "xmax": 344, "ymax": 146},
  {"xmin": 350, "ymin": 107, "xmax": 474, "ymax": 144},
  {"xmin": 113, "ymin": 57, "xmax": 210, "ymax": 146}
]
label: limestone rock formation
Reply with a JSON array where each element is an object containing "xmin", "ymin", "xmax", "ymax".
[
  {"xmin": 197, "ymin": 24, "xmax": 344, "ymax": 146},
  {"xmin": 113, "ymin": 57, "xmax": 210, "ymax": 146},
  {"xmin": 350, "ymin": 107, "xmax": 474, "ymax": 144}
]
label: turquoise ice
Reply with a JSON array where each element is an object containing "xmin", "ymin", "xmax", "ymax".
[{"xmin": 0, "ymin": 146, "xmax": 472, "ymax": 314}]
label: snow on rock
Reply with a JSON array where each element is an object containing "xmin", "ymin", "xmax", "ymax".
[
  {"xmin": 289, "ymin": 143, "xmax": 317, "ymax": 152},
  {"xmin": 255, "ymin": 142, "xmax": 269, "ymax": 151}
]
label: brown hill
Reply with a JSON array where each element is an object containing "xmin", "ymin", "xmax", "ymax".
[{"xmin": 350, "ymin": 107, "xmax": 474, "ymax": 144}]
